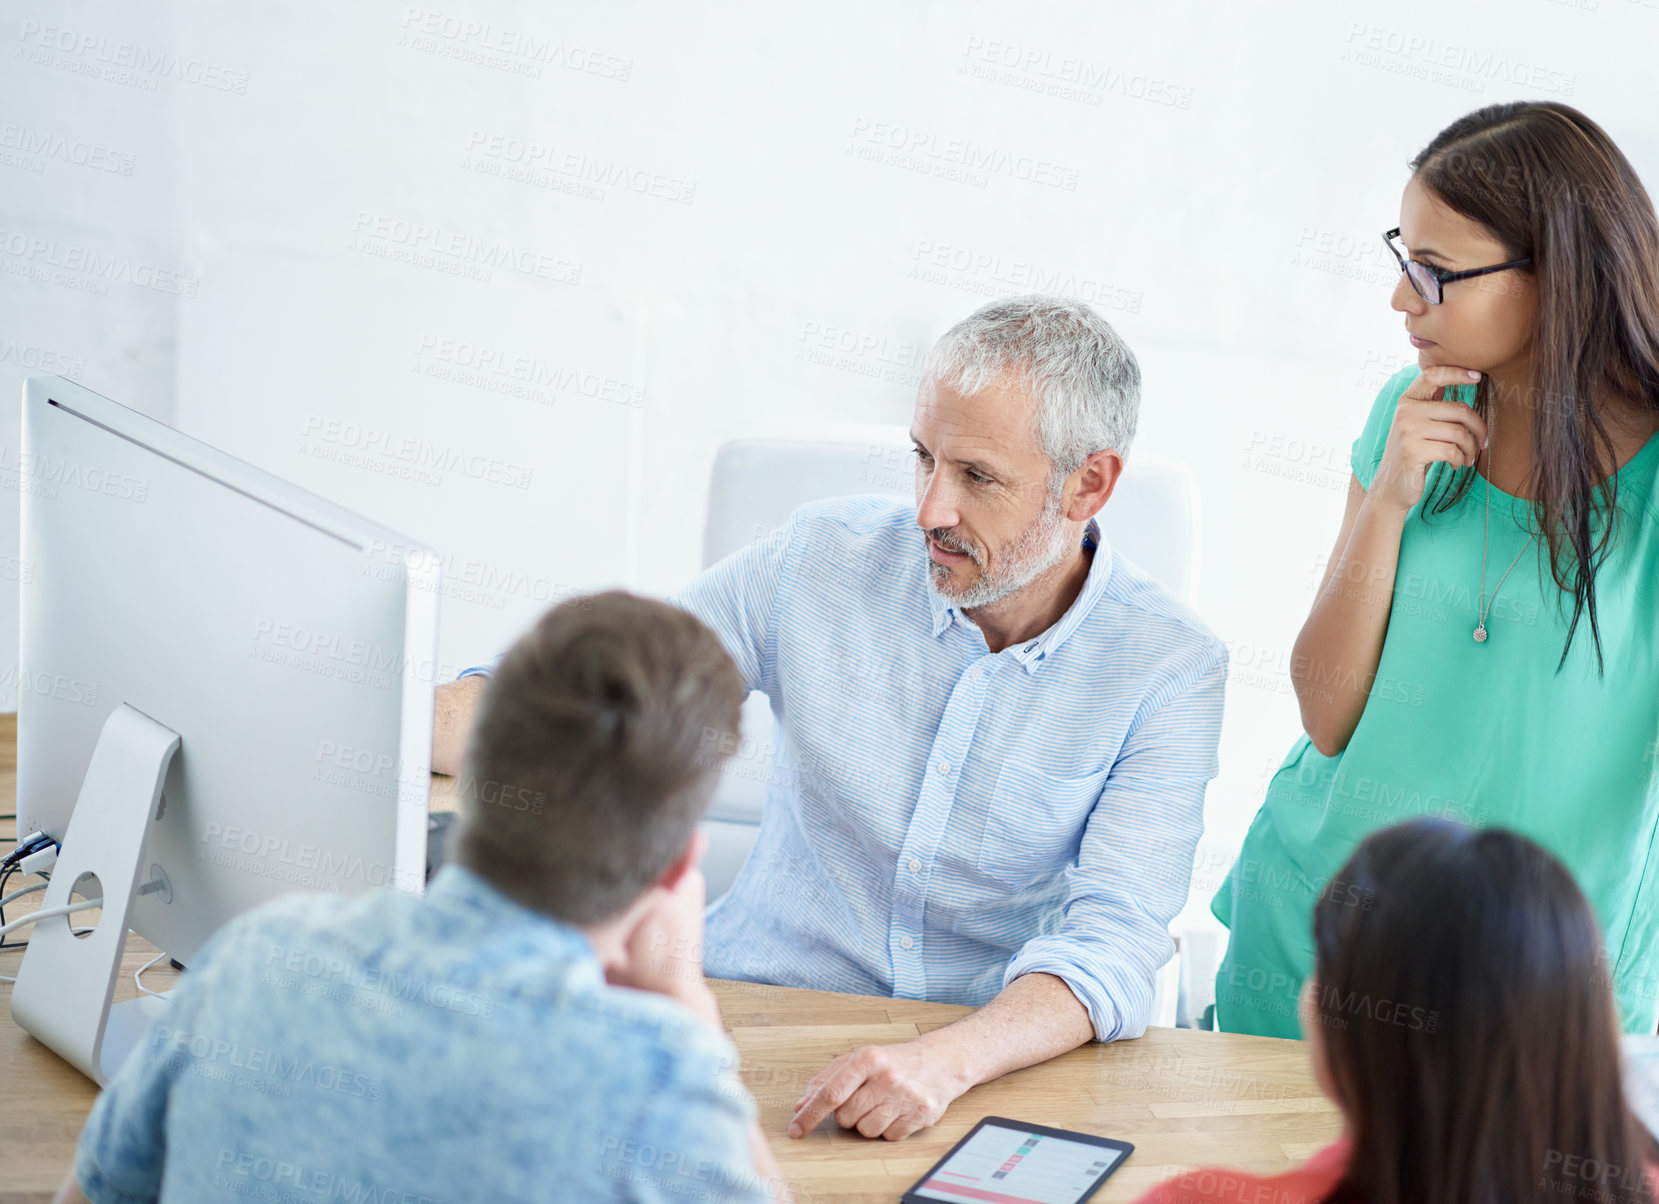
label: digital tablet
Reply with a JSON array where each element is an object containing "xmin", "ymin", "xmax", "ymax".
[{"xmin": 900, "ymin": 1116, "xmax": 1133, "ymax": 1204}]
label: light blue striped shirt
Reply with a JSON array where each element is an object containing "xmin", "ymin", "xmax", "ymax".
[
  {"xmin": 461, "ymin": 494, "xmax": 1225, "ymax": 1040},
  {"xmin": 668, "ymin": 495, "xmax": 1226, "ymax": 1041}
]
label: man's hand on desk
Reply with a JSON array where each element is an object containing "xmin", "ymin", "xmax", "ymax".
[
  {"xmin": 789, "ymin": 1036, "xmax": 972, "ymax": 1141},
  {"xmin": 789, "ymin": 971, "xmax": 1095, "ymax": 1141}
]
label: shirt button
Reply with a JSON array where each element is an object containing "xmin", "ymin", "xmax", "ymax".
[
  {"xmin": 936, "ymin": 760, "xmax": 953, "ymax": 775},
  {"xmin": 968, "ymin": 667, "xmax": 981, "ymax": 681},
  {"xmin": 900, "ymin": 935, "xmax": 914, "ymax": 950},
  {"xmin": 909, "ymin": 858, "xmax": 922, "ymax": 873}
]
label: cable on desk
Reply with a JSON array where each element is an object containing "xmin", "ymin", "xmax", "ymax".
[
  {"xmin": 0, "ymin": 896, "xmax": 104, "ymax": 942},
  {"xmin": 0, "ymin": 863, "xmax": 76, "ymax": 957},
  {"xmin": 0, "ymin": 863, "xmax": 18, "ymax": 946},
  {"xmin": 1, "ymin": 833, "xmax": 52, "ymax": 869},
  {"xmin": 134, "ymin": 950, "xmax": 169, "ymax": 997},
  {"xmin": 0, "ymin": 881, "xmax": 45, "ymax": 910},
  {"xmin": 0, "ymin": 864, "xmax": 38, "ymax": 948},
  {"xmin": 0, "ymin": 896, "xmax": 106, "ymax": 974},
  {"xmin": 0, "ymin": 908, "xmax": 125, "ymax": 984}
]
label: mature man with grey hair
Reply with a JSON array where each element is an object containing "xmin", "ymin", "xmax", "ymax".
[{"xmin": 435, "ymin": 294, "xmax": 1227, "ymax": 1142}]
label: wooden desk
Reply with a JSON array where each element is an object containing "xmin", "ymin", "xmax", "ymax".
[{"xmin": 1, "ymin": 723, "xmax": 1340, "ymax": 1201}]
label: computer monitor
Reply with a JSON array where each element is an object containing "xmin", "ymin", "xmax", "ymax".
[{"xmin": 9, "ymin": 375, "xmax": 439, "ymax": 1083}]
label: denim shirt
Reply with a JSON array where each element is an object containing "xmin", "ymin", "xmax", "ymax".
[{"xmin": 75, "ymin": 865, "xmax": 772, "ymax": 1203}]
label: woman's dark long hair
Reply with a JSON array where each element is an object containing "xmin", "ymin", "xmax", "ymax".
[
  {"xmin": 1314, "ymin": 818, "xmax": 1657, "ymax": 1204},
  {"xmin": 1410, "ymin": 102, "xmax": 1659, "ymax": 673}
]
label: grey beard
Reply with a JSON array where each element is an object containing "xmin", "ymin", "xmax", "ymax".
[{"xmin": 926, "ymin": 493, "xmax": 1075, "ymax": 611}]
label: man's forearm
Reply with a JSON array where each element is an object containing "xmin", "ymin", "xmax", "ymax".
[
  {"xmin": 914, "ymin": 972, "xmax": 1095, "ymax": 1088},
  {"xmin": 432, "ymin": 676, "xmax": 487, "ymax": 776}
]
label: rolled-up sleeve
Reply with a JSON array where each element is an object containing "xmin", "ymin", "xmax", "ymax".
[{"xmin": 1001, "ymin": 642, "xmax": 1228, "ymax": 1042}]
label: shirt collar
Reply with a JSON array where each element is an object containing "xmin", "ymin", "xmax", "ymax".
[{"xmin": 924, "ymin": 517, "xmax": 1111, "ymax": 674}]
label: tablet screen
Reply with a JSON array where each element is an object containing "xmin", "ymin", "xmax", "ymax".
[{"xmin": 903, "ymin": 1117, "xmax": 1132, "ymax": 1204}]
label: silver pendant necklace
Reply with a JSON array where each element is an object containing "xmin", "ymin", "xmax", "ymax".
[{"xmin": 1473, "ymin": 402, "xmax": 1535, "ymax": 643}]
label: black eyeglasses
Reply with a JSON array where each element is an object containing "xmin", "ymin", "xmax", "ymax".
[{"xmin": 1383, "ymin": 228, "xmax": 1531, "ymax": 305}]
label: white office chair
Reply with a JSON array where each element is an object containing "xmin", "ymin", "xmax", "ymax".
[{"xmin": 693, "ymin": 429, "xmax": 1204, "ymax": 1027}]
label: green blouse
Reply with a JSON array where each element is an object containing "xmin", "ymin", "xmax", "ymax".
[{"xmin": 1213, "ymin": 364, "xmax": 1659, "ymax": 1037}]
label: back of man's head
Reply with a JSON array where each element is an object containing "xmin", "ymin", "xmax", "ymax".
[{"xmin": 451, "ymin": 590, "xmax": 745, "ymax": 927}]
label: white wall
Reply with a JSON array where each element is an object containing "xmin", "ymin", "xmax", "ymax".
[{"xmin": 3, "ymin": 0, "xmax": 1655, "ymax": 928}]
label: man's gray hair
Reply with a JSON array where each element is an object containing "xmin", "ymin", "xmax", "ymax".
[{"xmin": 923, "ymin": 294, "xmax": 1140, "ymax": 478}]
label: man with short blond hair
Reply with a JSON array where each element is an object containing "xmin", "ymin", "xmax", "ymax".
[{"xmin": 59, "ymin": 593, "xmax": 790, "ymax": 1204}]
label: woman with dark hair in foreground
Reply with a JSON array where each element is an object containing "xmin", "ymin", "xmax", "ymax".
[{"xmin": 1144, "ymin": 818, "xmax": 1658, "ymax": 1204}]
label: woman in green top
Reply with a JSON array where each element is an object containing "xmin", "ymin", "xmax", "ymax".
[{"xmin": 1214, "ymin": 100, "xmax": 1659, "ymax": 1037}]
